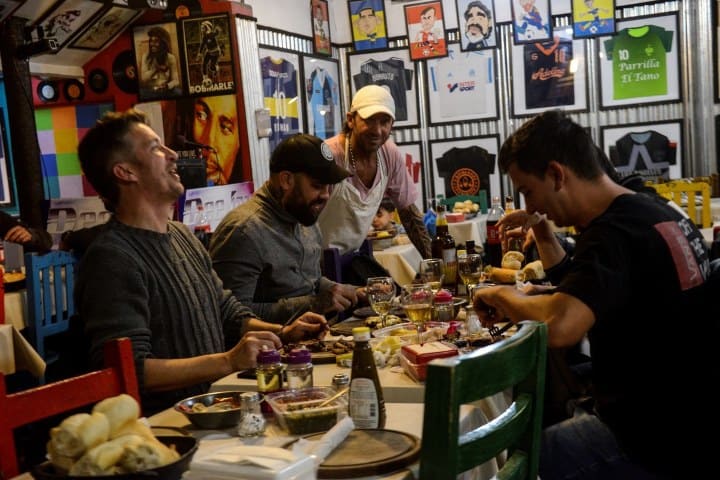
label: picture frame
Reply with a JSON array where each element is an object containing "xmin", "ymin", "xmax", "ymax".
[
  {"xmin": 404, "ymin": 1, "xmax": 448, "ymax": 61},
  {"xmin": 259, "ymin": 46, "xmax": 304, "ymax": 151},
  {"xmin": 348, "ymin": 47, "xmax": 418, "ymax": 128},
  {"xmin": 311, "ymin": 0, "xmax": 332, "ymax": 56},
  {"xmin": 598, "ymin": 13, "xmax": 680, "ymax": 108},
  {"xmin": 456, "ymin": 0, "xmax": 497, "ymax": 51},
  {"xmin": 511, "ymin": 25, "xmax": 588, "ymax": 117},
  {"xmin": 0, "ymin": 109, "xmax": 13, "ymax": 206},
  {"xmin": 181, "ymin": 14, "xmax": 236, "ymax": 96},
  {"xmin": 133, "ymin": 21, "xmax": 185, "ymax": 101},
  {"xmin": 0, "ymin": 0, "xmax": 24, "ymax": 25},
  {"xmin": 429, "ymin": 135, "xmax": 502, "ymax": 208},
  {"xmin": 69, "ymin": 5, "xmax": 142, "ymax": 51},
  {"xmin": 600, "ymin": 119, "xmax": 684, "ymax": 182},
  {"xmin": 571, "ymin": 0, "xmax": 615, "ymax": 38},
  {"xmin": 395, "ymin": 142, "xmax": 427, "ymax": 212},
  {"xmin": 348, "ymin": 0, "xmax": 388, "ymax": 52},
  {"xmin": 33, "ymin": 0, "xmax": 106, "ymax": 51},
  {"xmin": 715, "ymin": 0, "xmax": 720, "ymax": 102},
  {"xmin": 426, "ymin": 43, "xmax": 498, "ymax": 124},
  {"xmin": 510, "ymin": 0, "xmax": 552, "ymax": 44},
  {"xmin": 301, "ymin": 54, "xmax": 342, "ymax": 140}
]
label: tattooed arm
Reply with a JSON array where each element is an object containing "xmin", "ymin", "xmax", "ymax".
[{"xmin": 398, "ymin": 204, "xmax": 432, "ymax": 259}]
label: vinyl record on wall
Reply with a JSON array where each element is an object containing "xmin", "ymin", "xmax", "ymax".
[
  {"xmin": 112, "ymin": 50, "xmax": 139, "ymax": 94},
  {"xmin": 64, "ymin": 79, "xmax": 85, "ymax": 101},
  {"xmin": 88, "ymin": 68, "xmax": 109, "ymax": 94},
  {"xmin": 164, "ymin": 0, "xmax": 202, "ymax": 20},
  {"xmin": 37, "ymin": 80, "xmax": 59, "ymax": 102}
]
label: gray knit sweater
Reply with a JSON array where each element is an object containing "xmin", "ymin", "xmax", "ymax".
[{"xmin": 75, "ymin": 217, "xmax": 256, "ymax": 414}]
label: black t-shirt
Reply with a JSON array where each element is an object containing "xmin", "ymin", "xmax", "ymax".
[{"xmin": 435, "ymin": 146, "xmax": 495, "ymax": 206}]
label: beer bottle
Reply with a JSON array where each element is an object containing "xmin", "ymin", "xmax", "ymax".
[
  {"xmin": 431, "ymin": 205, "xmax": 457, "ymax": 291},
  {"xmin": 485, "ymin": 196, "xmax": 504, "ymax": 267}
]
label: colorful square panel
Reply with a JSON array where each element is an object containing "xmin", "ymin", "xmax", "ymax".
[
  {"xmin": 58, "ymin": 175, "xmax": 84, "ymax": 198},
  {"xmin": 56, "ymin": 153, "xmax": 82, "ymax": 176},
  {"xmin": 54, "ymin": 128, "xmax": 79, "ymax": 153}
]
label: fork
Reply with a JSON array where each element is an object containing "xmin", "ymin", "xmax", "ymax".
[{"xmin": 488, "ymin": 321, "xmax": 514, "ymax": 340}]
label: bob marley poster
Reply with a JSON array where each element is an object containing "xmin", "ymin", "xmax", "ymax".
[{"xmin": 181, "ymin": 14, "xmax": 236, "ymax": 96}]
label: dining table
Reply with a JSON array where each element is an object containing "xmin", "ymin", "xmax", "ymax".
[
  {"xmin": 0, "ymin": 324, "xmax": 45, "ymax": 377},
  {"xmin": 447, "ymin": 213, "xmax": 488, "ymax": 248},
  {"xmin": 372, "ymin": 242, "xmax": 423, "ymax": 287}
]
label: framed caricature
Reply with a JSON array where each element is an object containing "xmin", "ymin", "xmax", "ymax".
[
  {"xmin": 301, "ymin": 55, "xmax": 342, "ymax": 140},
  {"xmin": 395, "ymin": 142, "xmax": 427, "ymax": 212},
  {"xmin": 311, "ymin": 0, "xmax": 331, "ymax": 56},
  {"xmin": 259, "ymin": 46, "xmax": 304, "ymax": 152},
  {"xmin": 599, "ymin": 13, "xmax": 680, "ymax": 108},
  {"xmin": 429, "ymin": 135, "xmax": 501, "ymax": 207},
  {"xmin": 69, "ymin": 5, "xmax": 142, "ymax": 51},
  {"xmin": 404, "ymin": 1, "xmax": 448, "ymax": 61},
  {"xmin": 511, "ymin": 25, "xmax": 587, "ymax": 117},
  {"xmin": 348, "ymin": 0, "xmax": 388, "ymax": 52},
  {"xmin": 601, "ymin": 120, "xmax": 683, "ymax": 182},
  {"xmin": 133, "ymin": 22, "xmax": 185, "ymax": 101},
  {"xmin": 510, "ymin": 0, "xmax": 552, "ymax": 44},
  {"xmin": 33, "ymin": 0, "xmax": 106, "ymax": 51},
  {"xmin": 426, "ymin": 43, "xmax": 498, "ymax": 124},
  {"xmin": 181, "ymin": 14, "xmax": 236, "ymax": 96},
  {"xmin": 456, "ymin": 0, "xmax": 497, "ymax": 51},
  {"xmin": 348, "ymin": 47, "xmax": 418, "ymax": 127},
  {"xmin": 571, "ymin": 0, "xmax": 615, "ymax": 38}
]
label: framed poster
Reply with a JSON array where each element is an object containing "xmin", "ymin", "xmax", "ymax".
[
  {"xmin": 348, "ymin": 0, "xmax": 388, "ymax": 52},
  {"xmin": 599, "ymin": 13, "xmax": 680, "ymax": 108},
  {"xmin": 511, "ymin": 25, "xmax": 587, "ymax": 117},
  {"xmin": 395, "ymin": 142, "xmax": 426, "ymax": 212},
  {"xmin": 404, "ymin": 1, "xmax": 448, "ymax": 61},
  {"xmin": 426, "ymin": 43, "xmax": 498, "ymax": 124},
  {"xmin": 0, "ymin": 0, "xmax": 24, "ymax": 25},
  {"xmin": 571, "ymin": 0, "xmax": 615, "ymax": 38},
  {"xmin": 301, "ymin": 55, "xmax": 342, "ymax": 140},
  {"xmin": 69, "ymin": 5, "xmax": 141, "ymax": 51},
  {"xmin": 601, "ymin": 120, "xmax": 683, "ymax": 182},
  {"xmin": 133, "ymin": 22, "xmax": 184, "ymax": 101},
  {"xmin": 181, "ymin": 14, "xmax": 236, "ymax": 96},
  {"xmin": 259, "ymin": 46, "xmax": 304, "ymax": 152},
  {"xmin": 510, "ymin": 0, "xmax": 552, "ymax": 44},
  {"xmin": 348, "ymin": 47, "xmax": 418, "ymax": 127},
  {"xmin": 311, "ymin": 0, "xmax": 331, "ymax": 56},
  {"xmin": 456, "ymin": 0, "xmax": 497, "ymax": 51},
  {"xmin": 429, "ymin": 135, "xmax": 501, "ymax": 207},
  {"xmin": 0, "ymin": 110, "xmax": 12, "ymax": 206},
  {"xmin": 716, "ymin": 0, "xmax": 720, "ymax": 102},
  {"xmin": 33, "ymin": 0, "xmax": 105, "ymax": 51}
]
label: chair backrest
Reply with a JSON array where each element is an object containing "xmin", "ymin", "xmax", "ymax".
[
  {"xmin": 650, "ymin": 180, "xmax": 713, "ymax": 228},
  {"xmin": 0, "ymin": 337, "xmax": 139, "ymax": 479},
  {"xmin": 419, "ymin": 321, "xmax": 547, "ymax": 480},
  {"xmin": 321, "ymin": 238, "xmax": 373, "ymax": 283},
  {"xmin": 24, "ymin": 251, "xmax": 78, "ymax": 362}
]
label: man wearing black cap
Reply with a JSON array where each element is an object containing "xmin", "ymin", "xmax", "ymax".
[{"xmin": 210, "ymin": 133, "xmax": 362, "ymax": 324}]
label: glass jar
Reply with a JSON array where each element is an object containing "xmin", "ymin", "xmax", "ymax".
[
  {"xmin": 286, "ymin": 347, "xmax": 313, "ymax": 390},
  {"xmin": 256, "ymin": 346, "xmax": 284, "ymax": 414},
  {"xmin": 237, "ymin": 391, "xmax": 266, "ymax": 437}
]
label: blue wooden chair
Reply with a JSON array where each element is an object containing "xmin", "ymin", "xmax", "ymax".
[{"xmin": 321, "ymin": 238, "xmax": 373, "ymax": 284}]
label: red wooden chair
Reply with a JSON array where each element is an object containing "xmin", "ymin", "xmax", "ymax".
[{"xmin": 0, "ymin": 337, "xmax": 139, "ymax": 479}]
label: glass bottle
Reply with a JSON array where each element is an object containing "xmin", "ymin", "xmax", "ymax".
[
  {"xmin": 285, "ymin": 347, "xmax": 313, "ymax": 390},
  {"xmin": 431, "ymin": 205, "xmax": 457, "ymax": 292},
  {"xmin": 485, "ymin": 196, "xmax": 504, "ymax": 268},
  {"xmin": 349, "ymin": 327, "xmax": 386, "ymax": 429},
  {"xmin": 256, "ymin": 346, "xmax": 284, "ymax": 414},
  {"xmin": 503, "ymin": 195, "xmax": 524, "ymax": 253},
  {"xmin": 237, "ymin": 392, "xmax": 266, "ymax": 437}
]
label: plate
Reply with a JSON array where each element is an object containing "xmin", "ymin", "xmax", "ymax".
[
  {"xmin": 353, "ymin": 305, "xmax": 405, "ymax": 318},
  {"xmin": 3, "ymin": 271, "xmax": 25, "ymax": 292}
]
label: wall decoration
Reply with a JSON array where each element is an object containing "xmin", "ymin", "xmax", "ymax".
[
  {"xmin": 395, "ymin": 142, "xmax": 426, "ymax": 212},
  {"xmin": 133, "ymin": 22, "xmax": 185, "ymax": 101},
  {"xmin": 456, "ymin": 0, "xmax": 497, "ymax": 51},
  {"xmin": 111, "ymin": 49, "xmax": 138, "ymax": 94},
  {"xmin": 87, "ymin": 68, "xmax": 109, "ymax": 94},
  {"xmin": 601, "ymin": 120, "xmax": 683, "ymax": 183},
  {"xmin": 348, "ymin": 47, "xmax": 418, "ymax": 128},
  {"xmin": 301, "ymin": 55, "xmax": 342, "ymax": 140},
  {"xmin": 181, "ymin": 14, "xmax": 236, "ymax": 96},
  {"xmin": 715, "ymin": 0, "xmax": 720, "ymax": 102},
  {"xmin": 426, "ymin": 43, "xmax": 498, "ymax": 124},
  {"xmin": 259, "ymin": 46, "xmax": 304, "ymax": 152},
  {"xmin": 311, "ymin": 0, "xmax": 331, "ymax": 56},
  {"xmin": 37, "ymin": 80, "xmax": 59, "ymax": 102},
  {"xmin": 510, "ymin": 0, "xmax": 552, "ymax": 44},
  {"xmin": 571, "ymin": 0, "xmax": 615, "ymax": 38},
  {"xmin": 0, "ymin": 0, "xmax": 24, "ymax": 25},
  {"xmin": 511, "ymin": 25, "xmax": 587, "ymax": 117},
  {"xmin": 0, "ymin": 110, "xmax": 12, "ymax": 206},
  {"xmin": 429, "ymin": 135, "xmax": 501, "ymax": 207},
  {"xmin": 599, "ymin": 13, "xmax": 680, "ymax": 108},
  {"xmin": 69, "ymin": 5, "xmax": 141, "ymax": 51},
  {"xmin": 404, "ymin": 1, "xmax": 448, "ymax": 61},
  {"xmin": 348, "ymin": 0, "xmax": 388, "ymax": 52},
  {"xmin": 33, "ymin": 0, "xmax": 106, "ymax": 51},
  {"xmin": 63, "ymin": 79, "xmax": 85, "ymax": 101}
]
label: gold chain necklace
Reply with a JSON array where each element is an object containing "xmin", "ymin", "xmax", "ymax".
[{"xmin": 349, "ymin": 141, "xmax": 357, "ymax": 172}]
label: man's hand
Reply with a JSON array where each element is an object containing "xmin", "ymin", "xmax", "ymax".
[
  {"xmin": 4, "ymin": 225, "xmax": 32, "ymax": 244},
  {"xmin": 314, "ymin": 284, "xmax": 359, "ymax": 314},
  {"xmin": 283, "ymin": 312, "xmax": 328, "ymax": 343},
  {"xmin": 227, "ymin": 331, "xmax": 281, "ymax": 372}
]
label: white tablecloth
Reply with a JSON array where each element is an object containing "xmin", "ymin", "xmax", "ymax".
[
  {"xmin": 0, "ymin": 324, "xmax": 45, "ymax": 376},
  {"xmin": 4, "ymin": 290, "xmax": 28, "ymax": 330},
  {"xmin": 373, "ymin": 244, "xmax": 423, "ymax": 287},
  {"xmin": 448, "ymin": 214, "xmax": 487, "ymax": 248}
]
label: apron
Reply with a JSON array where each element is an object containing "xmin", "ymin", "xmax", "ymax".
[{"xmin": 318, "ymin": 137, "xmax": 389, "ymax": 255}]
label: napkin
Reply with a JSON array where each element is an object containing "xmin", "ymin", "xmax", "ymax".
[{"xmin": 302, "ymin": 416, "xmax": 355, "ymax": 464}]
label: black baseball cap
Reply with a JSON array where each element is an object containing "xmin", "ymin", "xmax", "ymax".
[{"xmin": 270, "ymin": 134, "xmax": 350, "ymax": 184}]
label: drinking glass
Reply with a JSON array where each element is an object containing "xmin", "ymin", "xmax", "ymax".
[
  {"xmin": 367, "ymin": 276, "xmax": 395, "ymax": 328},
  {"xmin": 419, "ymin": 259, "xmax": 444, "ymax": 294},
  {"xmin": 401, "ymin": 283, "xmax": 434, "ymax": 343},
  {"xmin": 457, "ymin": 253, "xmax": 483, "ymax": 300}
]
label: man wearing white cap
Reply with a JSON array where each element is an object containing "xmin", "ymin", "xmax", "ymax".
[{"xmin": 317, "ymin": 85, "xmax": 432, "ymax": 261}]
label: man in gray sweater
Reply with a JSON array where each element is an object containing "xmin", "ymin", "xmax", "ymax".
[
  {"xmin": 75, "ymin": 109, "xmax": 327, "ymax": 414},
  {"xmin": 210, "ymin": 134, "xmax": 361, "ymax": 324}
]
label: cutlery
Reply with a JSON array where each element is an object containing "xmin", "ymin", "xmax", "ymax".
[{"xmin": 488, "ymin": 321, "xmax": 515, "ymax": 341}]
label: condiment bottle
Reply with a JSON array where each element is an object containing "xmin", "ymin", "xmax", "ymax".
[
  {"xmin": 349, "ymin": 327, "xmax": 386, "ymax": 429},
  {"xmin": 332, "ymin": 373, "xmax": 350, "ymax": 392},
  {"xmin": 256, "ymin": 346, "xmax": 284, "ymax": 414},
  {"xmin": 485, "ymin": 196, "xmax": 504, "ymax": 268},
  {"xmin": 431, "ymin": 205, "xmax": 457, "ymax": 292},
  {"xmin": 286, "ymin": 347, "xmax": 313, "ymax": 390},
  {"xmin": 434, "ymin": 288, "xmax": 455, "ymax": 322},
  {"xmin": 237, "ymin": 392, "xmax": 266, "ymax": 437}
]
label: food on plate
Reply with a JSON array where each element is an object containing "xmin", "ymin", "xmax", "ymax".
[
  {"xmin": 452, "ymin": 199, "xmax": 480, "ymax": 214},
  {"xmin": 521, "ymin": 260, "xmax": 546, "ymax": 280},
  {"xmin": 365, "ymin": 314, "xmax": 402, "ymax": 328},
  {"xmin": 501, "ymin": 251, "xmax": 525, "ymax": 270},
  {"xmin": 50, "ymin": 412, "xmax": 110, "ymax": 458},
  {"xmin": 484, "ymin": 266, "xmax": 521, "ymax": 284},
  {"xmin": 92, "ymin": 393, "xmax": 140, "ymax": 436}
]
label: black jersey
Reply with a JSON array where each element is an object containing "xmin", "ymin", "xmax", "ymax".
[
  {"xmin": 435, "ymin": 146, "xmax": 495, "ymax": 206},
  {"xmin": 352, "ymin": 58, "xmax": 414, "ymax": 121}
]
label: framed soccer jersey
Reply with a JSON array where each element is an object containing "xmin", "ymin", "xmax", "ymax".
[
  {"xmin": 426, "ymin": 43, "xmax": 498, "ymax": 124},
  {"xmin": 301, "ymin": 55, "xmax": 342, "ymax": 140},
  {"xmin": 599, "ymin": 13, "xmax": 680, "ymax": 108}
]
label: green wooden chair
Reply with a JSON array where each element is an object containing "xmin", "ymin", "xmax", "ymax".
[{"xmin": 419, "ymin": 320, "xmax": 547, "ymax": 480}]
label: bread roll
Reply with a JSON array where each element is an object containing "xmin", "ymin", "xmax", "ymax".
[
  {"xmin": 501, "ymin": 251, "xmax": 525, "ymax": 270},
  {"xmin": 93, "ymin": 393, "xmax": 140, "ymax": 436},
  {"xmin": 50, "ymin": 411, "xmax": 110, "ymax": 458},
  {"xmin": 522, "ymin": 260, "xmax": 546, "ymax": 280},
  {"xmin": 111, "ymin": 419, "xmax": 156, "ymax": 441},
  {"xmin": 118, "ymin": 436, "xmax": 180, "ymax": 472},
  {"xmin": 47, "ymin": 441, "xmax": 75, "ymax": 473},
  {"xmin": 486, "ymin": 266, "xmax": 521, "ymax": 284},
  {"xmin": 68, "ymin": 435, "xmax": 134, "ymax": 476}
]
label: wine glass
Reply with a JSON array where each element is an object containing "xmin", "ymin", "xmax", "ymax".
[
  {"xmin": 367, "ymin": 276, "xmax": 395, "ymax": 328},
  {"xmin": 457, "ymin": 253, "xmax": 483, "ymax": 301},
  {"xmin": 419, "ymin": 259, "xmax": 444, "ymax": 294},
  {"xmin": 401, "ymin": 283, "xmax": 434, "ymax": 343}
]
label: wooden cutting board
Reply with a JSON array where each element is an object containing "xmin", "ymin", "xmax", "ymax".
[{"xmin": 306, "ymin": 429, "xmax": 420, "ymax": 478}]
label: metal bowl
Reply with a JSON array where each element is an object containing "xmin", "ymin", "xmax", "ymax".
[{"xmin": 174, "ymin": 391, "xmax": 245, "ymax": 429}]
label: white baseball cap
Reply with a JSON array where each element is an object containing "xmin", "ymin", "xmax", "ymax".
[{"xmin": 350, "ymin": 85, "xmax": 396, "ymax": 121}]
